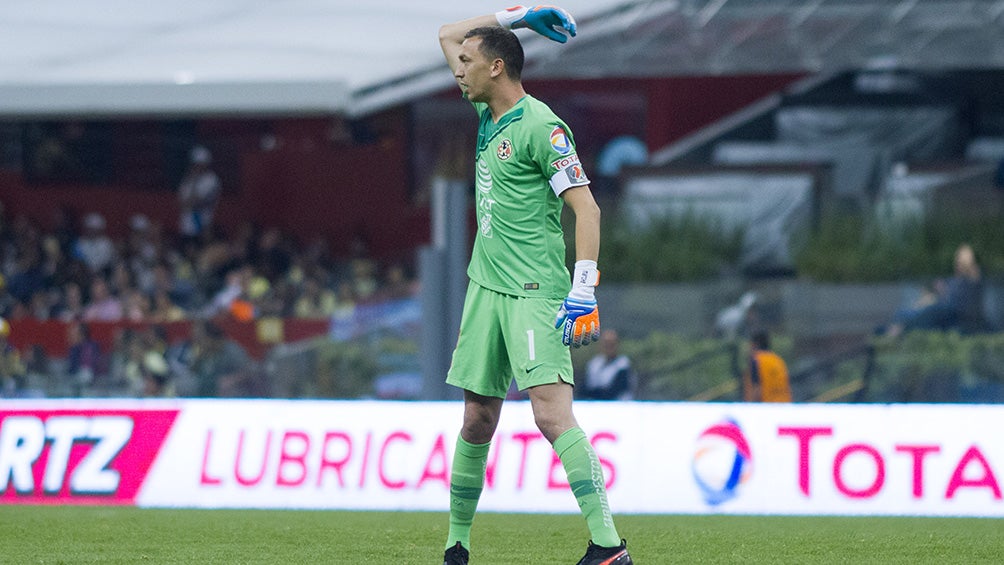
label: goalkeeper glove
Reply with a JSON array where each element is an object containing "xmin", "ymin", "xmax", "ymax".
[
  {"xmin": 495, "ymin": 5, "xmax": 577, "ymax": 43},
  {"xmin": 554, "ymin": 260, "xmax": 600, "ymax": 347}
]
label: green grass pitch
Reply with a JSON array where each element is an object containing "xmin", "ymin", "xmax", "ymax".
[{"xmin": 0, "ymin": 507, "xmax": 1001, "ymax": 564}]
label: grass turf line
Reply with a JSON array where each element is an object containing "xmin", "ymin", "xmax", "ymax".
[{"xmin": 0, "ymin": 507, "xmax": 1001, "ymax": 564}]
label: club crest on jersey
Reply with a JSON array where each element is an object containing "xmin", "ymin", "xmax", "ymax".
[
  {"xmin": 496, "ymin": 139, "xmax": 513, "ymax": 160},
  {"xmin": 549, "ymin": 126, "xmax": 572, "ymax": 155}
]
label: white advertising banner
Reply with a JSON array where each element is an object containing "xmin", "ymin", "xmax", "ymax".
[{"xmin": 1, "ymin": 400, "xmax": 1002, "ymax": 516}]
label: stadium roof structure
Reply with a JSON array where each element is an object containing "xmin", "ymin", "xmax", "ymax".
[{"xmin": 2, "ymin": 0, "xmax": 1003, "ymax": 118}]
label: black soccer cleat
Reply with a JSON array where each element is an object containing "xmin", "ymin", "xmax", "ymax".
[
  {"xmin": 443, "ymin": 541, "xmax": 469, "ymax": 565},
  {"xmin": 576, "ymin": 539, "xmax": 633, "ymax": 565}
]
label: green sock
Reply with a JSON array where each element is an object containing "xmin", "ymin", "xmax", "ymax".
[
  {"xmin": 445, "ymin": 436, "xmax": 490, "ymax": 551},
  {"xmin": 554, "ymin": 427, "xmax": 621, "ymax": 548}
]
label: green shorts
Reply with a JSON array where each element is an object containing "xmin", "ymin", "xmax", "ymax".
[{"xmin": 446, "ymin": 281, "xmax": 574, "ymax": 398}]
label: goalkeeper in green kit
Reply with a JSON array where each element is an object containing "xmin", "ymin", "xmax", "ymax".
[{"xmin": 439, "ymin": 6, "xmax": 632, "ymax": 565}]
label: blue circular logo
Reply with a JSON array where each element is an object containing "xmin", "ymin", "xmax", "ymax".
[
  {"xmin": 692, "ymin": 418, "xmax": 753, "ymax": 506},
  {"xmin": 549, "ymin": 126, "xmax": 572, "ymax": 155}
]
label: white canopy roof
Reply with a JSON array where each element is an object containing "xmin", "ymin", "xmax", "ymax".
[
  {"xmin": 0, "ymin": 0, "xmax": 615, "ymax": 117},
  {"xmin": 2, "ymin": 1, "xmax": 1002, "ymax": 118}
]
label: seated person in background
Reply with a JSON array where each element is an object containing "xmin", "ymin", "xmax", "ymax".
[
  {"xmin": 188, "ymin": 321, "xmax": 259, "ymax": 398},
  {"xmin": 65, "ymin": 321, "xmax": 102, "ymax": 395},
  {"xmin": 141, "ymin": 351, "xmax": 174, "ymax": 398},
  {"xmin": 582, "ymin": 329, "xmax": 636, "ymax": 400},
  {"xmin": 743, "ymin": 329, "xmax": 791, "ymax": 403},
  {"xmin": 883, "ymin": 243, "xmax": 985, "ymax": 337}
]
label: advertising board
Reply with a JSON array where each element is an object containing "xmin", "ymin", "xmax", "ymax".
[{"xmin": 1, "ymin": 400, "xmax": 1001, "ymax": 516}]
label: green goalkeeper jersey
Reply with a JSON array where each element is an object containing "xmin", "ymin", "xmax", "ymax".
[{"xmin": 468, "ymin": 95, "xmax": 590, "ymax": 299}]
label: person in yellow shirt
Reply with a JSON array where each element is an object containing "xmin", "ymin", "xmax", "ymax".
[{"xmin": 743, "ymin": 330, "xmax": 791, "ymax": 403}]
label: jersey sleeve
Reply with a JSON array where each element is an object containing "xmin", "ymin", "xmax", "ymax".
[{"xmin": 529, "ymin": 119, "xmax": 590, "ymax": 196}]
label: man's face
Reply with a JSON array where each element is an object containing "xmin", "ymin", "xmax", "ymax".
[
  {"xmin": 601, "ymin": 331, "xmax": 618, "ymax": 358},
  {"xmin": 456, "ymin": 37, "xmax": 496, "ymax": 102}
]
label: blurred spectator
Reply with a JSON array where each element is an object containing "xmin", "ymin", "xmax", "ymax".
[
  {"xmin": 245, "ymin": 271, "xmax": 274, "ymax": 313},
  {"xmin": 141, "ymin": 350, "xmax": 174, "ymax": 398},
  {"xmin": 332, "ymin": 281, "xmax": 357, "ymax": 322},
  {"xmin": 40, "ymin": 235, "xmax": 68, "ymax": 287},
  {"xmin": 299, "ymin": 235, "xmax": 334, "ymax": 277},
  {"xmin": 56, "ymin": 281, "xmax": 85, "ymax": 321},
  {"xmin": 350, "ymin": 258, "xmax": 378, "ymax": 301},
  {"xmin": 6, "ymin": 241, "xmax": 46, "ymax": 306},
  {"xmin": 49, "ymin": 205, "xmax": 78, "ymax": 257},
  {"xmin": 293, "ymin": 276, "xmax": 338, "ymax": 318},
  {"xmin": 21, "ymin": 344, "xmax": 50, "ymax": 398},
  {"xmin": 206, "ymin": 266, "xmax": 249, "ymax": 318},
  {"xmin": 0, "ymin": 188, "xmax": 424, "ymax": 398},
  {"xmin": 881, "ymin": 243, "xmax": 986, "ymax": 337},
  {"xmin": 229, "ymin": 296, "xmax": 256, "ymax": 322},
  {"xmin": 144, "ymin": 325, "xmax": 170, "ymax": 356},
  {"xmin": 380, "ymin": 262, "xmax": 417, "ymax": 300},
  {"xmin": 165, "ymin": 326, "xmax": 198, "ymax": 397},
  {"xmin": 195, "ymin": 229, "xmax": 234, "ymax": 282},
  {"xmin": 166, "ymin": 246, "xmax": 200, "ymax": 306},
  {"xmin": 0, "ymin": 279, "xmax": 10, "ymax": 321},
  {"xmin": 82, "ymin": 277, "xmax": 123, "ymax": 321},
  {"xmin": 149, "ymin": 261, "xmax": 194, "ymax": 309},
  {"xmin": 255, "ymin": 278, "xmax": 295, "ymax": 318},
  {"xmin": 106, "ymin": 327, "xmax": 141, "ymax": 395},
  {"xmin": 122, "ymin": 289, "xmax": 152, "ymax": 322},
  {"xmin": 125, "ymin": 214, "xmax": 161, "ymax": 291},
  {"xmin": 187, "ymin": 321, "xmax": 254, "ymax": 398},
  {"xmin": 581, "ymin": 329, "xmax": 636, "ymax": 400},
  {"xmin": 65, "ymin": 321, "xmax": 102, "ymax": 395},
  {"xmin": 114, "ymin": 328, "xmax": 172, "ymax": 396},
  {"xmin": 715, "ymin": 291, "xmax": 758, "ymax": 341},
  {"xmin": 742, "ymin": 330, "xmax": 791, "ymax": 403},
  {"xmin": 29, "ymin": 289, "xmax": 54, "ymax": 320},
  {"xmin": 109, "ymin": 261, "xmax": 135, "ymax": 298},
  {"xmin": 73, "ymin": 212, "xmax": 116, "ymax": 273},
  {"xmin": 255, "ymin": 227, "xmax": 293, "ymax": 282},
  {"xmin": 150, "ymin": 289, "xmax": 186, "ymax": 322},
  {"xmin": 5, "ymin": 301, "xmax": 29, "ymax": 321},
  {"xmin": 177, "ymin": 145, "xmax": 221, "ymax": 243},
  {"xmin": 0, "ymin": 197, "xmax": 410, "ymax": 327},
  {"xmin": 0, "ymin": 318, "xmax": 27, "ymax": 397}
]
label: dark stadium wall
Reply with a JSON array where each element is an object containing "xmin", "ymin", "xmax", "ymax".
[
  {"xmin": 526, "ymin": 73, "xmax": 805, "ymax": 151},
  {"xmin": 0, "ymin": 74, "xmax": 800, "ymax": 261},
  {"xmin": 643, "ymin": 74, "xmax": 805, "ymax": 149},
  {"xmin": 0, "ymin": 112, "xmax": 430, "ymax": 262},
  {"xmin": 0, "ymin": 168, "xmax": 186, "ymax": 238},
  {"xmin": 239, "ymin": 138, "xmax": 429, "ymax": 260},
  {"xmin": 7, "ymin": 318, "xmax": 331, "ymax": 360}
]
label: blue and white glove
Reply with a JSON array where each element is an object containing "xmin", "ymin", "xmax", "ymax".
[
  {"xmin": 554, "ymin": 260, "xmax": 600, "ymax": 347},
  {"xmin": 496, "ymin": 5, "xmax": 577, "ymax": 43}
]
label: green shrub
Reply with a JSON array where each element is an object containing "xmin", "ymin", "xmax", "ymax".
[
  {"xmin": 796, "ymin": 212, "xmax": 1004, "ymax": 282},
  {"xmin": 560, "ymin": 202, "xmax": 1004, "ymax": 283},
  {"xmin": 584, "ymin": 332, "xmax": 741, "ymax": 401},
  {"xmin": 314, "ymin": 339, "xmax": 380, "ymax": 398},
  {"xmin": 598, "ymin": 330, "xmax": 1004, "ymax": 403},
  {"xmin": 867, "ymin": 331, "xmax": 1004, "ymax": 402},
  {"xmin": 573, "ymin": 211, "xmax": 744, "ymax": 282}
]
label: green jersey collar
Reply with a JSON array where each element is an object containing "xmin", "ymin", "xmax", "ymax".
[{"xmin": 477, "ymin": 96, "xmax": 528, "ymax": 153}]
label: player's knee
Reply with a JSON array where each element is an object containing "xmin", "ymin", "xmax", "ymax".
[
  {"xmin": 461, "ymin": 412, "xmax": 499, "ymax": 444},
  {"xmin": 533, "ymin": 413, "xmax": 570, "ymax": 444}
]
